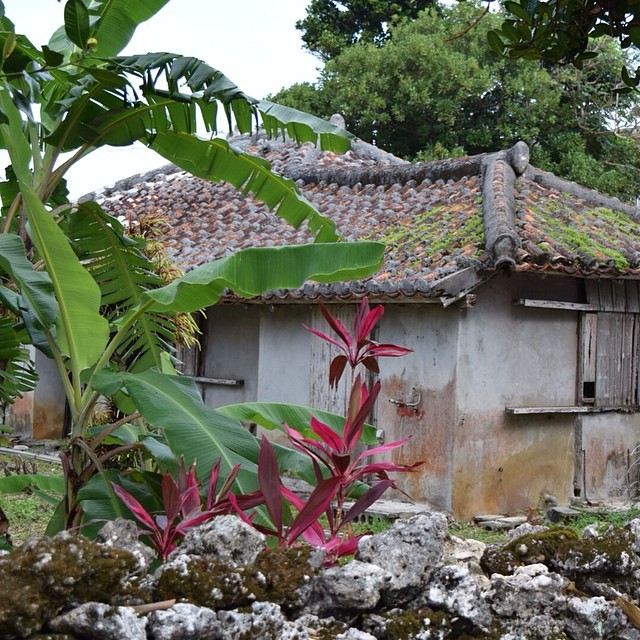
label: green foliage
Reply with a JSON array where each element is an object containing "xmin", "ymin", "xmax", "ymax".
[
  {"xmin": 274, "ymin": 1, "xmax": 640, "ymax": 201},
  {"xmin": 0, "ymin": 0, "xmax": 385, "ymax": 532},
  {"xmin": 487, "ymin": 0, "xmax": 640, "ymax": 77},
  {"xmin": 564, "ymin": 506, "xmax": 640, "ymax": 535},
  {"xmin": 296, "ymin": 0, "xmax": 438, "ymax": 61}
]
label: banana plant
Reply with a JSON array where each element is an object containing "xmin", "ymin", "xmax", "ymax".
[{"xmin": 0, "ymin": 0, "xmax": 385, "ymax": 531}]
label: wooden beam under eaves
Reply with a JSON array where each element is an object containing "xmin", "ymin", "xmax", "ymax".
[{"xmin": 514, "ymin": 299, "xmax": 594, "ymax": 311}]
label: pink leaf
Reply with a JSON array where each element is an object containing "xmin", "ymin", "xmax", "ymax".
[
  {"xmin": 360, "ymin": 355, "xmax": 380, "ymax": 375},
  {"xmin": 355, "ymin": 437, "xmax": 411, "ymax": 463},
  {"xmin": 207, "ymin": 460, "xmax": 240, "ymax": 509},
  {"xmin": 286, "ymin": 476, "xmax": 340, "ymax": 544},
  {"xmin": 341, "ymin": 479, "xmax": 394, "ymax": 527},
  {"xmin": 318, "ymin": 303, "xmax": 353, "ymax": 348},
  {"xmin": 304, "ymin": 326, "xmax": 344, "ymax": 351},
  {"xmin": 324, "ymin": 534, "xmax": 362, "ymax": 558},
  {"xmin": 226, "ymin": 492, "xmax": 256, "ymax": 527},
  {"xmin": 161, "ymin": 473, "xmax": 181, "ymax": 522},
  {"xmin": 357, "ymin": 460, "xmax": 424, "ymax": 476},
  {"xmin": 365, "ymin": 343, "xmax": 414, "ymax": 358},
  {"xmin": 309, "ymin": 415, "xmax": 343, "ymax": 453},
  {"xmin": 111, "ymin": 483, "xmax": 158, "ymax": 533},
  {"xmin": 258, "ymin": 436, "xmax": 284, "ymax": 538},
  {"xmin": 344, "ymin": 380, "xmax": 380, "ymax": 452},
  {"xmin": 328, "ymin": 355, "xmax": 348, "ymax": 388},
  {"xmin": 356, "ymin": 302, "xmax": 383, "ymax": 342},
  {"xmin": 179, "ymin": 465, "xmax": 202, "ymax": 517}
]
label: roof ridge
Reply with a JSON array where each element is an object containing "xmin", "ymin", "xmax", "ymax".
[{"xmin": 481, "ymin": 142, "xmax": 530, "ymax": 268}]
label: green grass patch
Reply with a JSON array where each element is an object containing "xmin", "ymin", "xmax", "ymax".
[{"xmin": 0, "ymin": 453, "xmax": 62, "ymax": 546}]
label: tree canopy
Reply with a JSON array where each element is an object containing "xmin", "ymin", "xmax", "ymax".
[
  {"xmin": 297, "ymin": 0, "xmax": 437, "ymax": 61},
  {"xmin": 487, "ymin": 0, "xmax": 640, "ymax": 72},
  {"xmin": 275, "ymin": 1, "xmax": 640, "ymax": 202}
]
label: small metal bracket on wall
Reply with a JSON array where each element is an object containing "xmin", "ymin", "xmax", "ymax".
[{"xmin": 389, "ymin": 387, "xmax": 422, "ymax": 413}]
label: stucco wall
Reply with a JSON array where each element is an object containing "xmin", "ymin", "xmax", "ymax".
[
  {"xmin": 200, "ymin": 305, "xmax": 260, "ymax": 407},
  {"xmin": 256, "ymin": 305, "xmax": 311, "ymax": 404},
  {"xmin": 5, "ymin": 348, "xmax": 66, "ymax": 439},
  {"xmin": 200, "ymin": 274, "xmax": 639, "ymax": 519},
  {"xmin": 452, "ymin": 273, "xmax": 578, "ymax": 518},
  {"xmin": 374, "ymin": 304, "xmax": 459, "ymax": 512}
]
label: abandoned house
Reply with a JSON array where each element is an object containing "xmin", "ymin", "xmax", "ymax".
[{"xmin": 10, "ymin": 131, "xmax": 640, "ymax": 518}]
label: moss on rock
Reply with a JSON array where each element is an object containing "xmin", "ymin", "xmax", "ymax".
[
  {"xmin": 0, "ymin": 532, "xmax": 146, "ymax": 639},
  {"xmin": 155, "ymin": 546, "xmax": 318, "ymax": 613},
  {"xmin": 481, "ymin": 528, "xmax": 578, "ymax": 576}
]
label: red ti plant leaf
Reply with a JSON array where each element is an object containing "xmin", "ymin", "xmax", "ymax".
[
  {"xmin": 176, "ymin": 458, "xmax": 202, "ymax": 517},
  {"xmin": 111, "ymin": 456, "xmax": 264, "ymax": 560},
  {"xmin": 111, "ymin": 483, "xmax": 158, "ymax": 534},
  {"xmin": 258, "ymin": 436, "xmax": 284, "ymax": 539},
  {"xmin": 305, "ymin": 298, "xmax": 413, "ymax": 388},
  {"xmin": 340, "ymin": 479, "xmax": 395, "ymax": 528},
  {"xmin": 286, "ymin": 475, "xmax": 340, "ymax": 545}
]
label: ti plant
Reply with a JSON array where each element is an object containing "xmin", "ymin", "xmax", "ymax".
[
  {"xmin": 111, "ymin": 457, "xmax": 262, "ymax": 560},
  {"xmin": 244, "ymin": 298, "xmax": 422, "ymax": 563}
]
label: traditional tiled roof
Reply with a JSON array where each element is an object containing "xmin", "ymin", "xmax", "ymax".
[{"xmin": 89, "ymin": 132, "xmax": 640, "ymax": 303}]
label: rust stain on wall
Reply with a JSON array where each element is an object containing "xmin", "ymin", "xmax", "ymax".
[
  {"xmin": 452, "ymin": 412, "xmax": 574, "ymax": 519},
  {"xmin": 584, "ymin": 442, "xmax": 628, "ymax": 498},
  {"xmin": 378, "ymin": 375, "xmax": 455, "ymax": 511},
  {"xmin": 33, "ymin": 402, "xmax": 65, "ymax": 440}
]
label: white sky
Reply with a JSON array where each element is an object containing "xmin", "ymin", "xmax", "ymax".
[{"xmin": 4, "ymin": 1, "xmax": 321, "ymax": 196}]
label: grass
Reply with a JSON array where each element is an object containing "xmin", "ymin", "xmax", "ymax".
[
  {"xmin": 451, "ymin": 505, "xmax": 640, "ymax": 547},
  {"xmin": 0, "ymin": 453, "xmax": 62, "ymax": 547}
]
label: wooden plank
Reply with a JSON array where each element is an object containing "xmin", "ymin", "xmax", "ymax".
[
  {"xmin": 598, "ymin": 281, "xmax": 615, "ymax": 311},
  {"xmin": 585, "ymin": 280, "xmax": 600, "ymax": 308},
  {"xmin": 627, "ymin": 281, "xmax": 640, "ymax": 313},
  {"xmin": 506, "ymin": 406, "xmax": 591, "ymax": 415},
  {"xmin": 635, "ymin": 314, "xmax": 640, "ymax": 406},
  {"xmin": 612, "ymin": 280, "xmax": 627, "ymax": 312},
  {"xmin": 595, "ymin": 313, "xmax": 613, "ymax": 406},
  {"xmin": 515, "ymin": 299, "xmax": 594, "ymax": 311},
  {"xmin": 191, "ymin": 376, "xmax": 243, "ymax": 386},
  {"xmin": 310, "ymin": 304, "xmax": 355, "ymax": 415},
  {"xmin": 621, "ymin": 314, "xmax": 636, "ymax": 405}
]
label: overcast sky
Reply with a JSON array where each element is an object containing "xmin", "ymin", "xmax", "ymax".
[{"xmin": 4, "ymin": 1, "xmax": 320, "ymax": 196}]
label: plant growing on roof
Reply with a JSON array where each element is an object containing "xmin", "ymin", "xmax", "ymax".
[{"xmin": 0, "ymin": 0, "xmax": 385, "ymax": 535}]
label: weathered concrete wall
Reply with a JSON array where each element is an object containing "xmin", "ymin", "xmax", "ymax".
[
  {"xmin": 198, "ymin": 273, "xmax": 640, "ymax": 519},
  {"xmin": 452, "ymin": 274, "xmax": 578, "ymax": 518},
  {"xmin": 5, "ymin": 348, "xmax": 66, "ymax": 439},
  {"xmin": 375, "ymin": 304, "xmax": 459, "ymax": 512},
  {"xmin": 256, "ymin": 305, "xmax": 311, "ymax": 404},
  {"xmin": 200, "ymin": 305, "xmax": 260, "ymax": 407}
]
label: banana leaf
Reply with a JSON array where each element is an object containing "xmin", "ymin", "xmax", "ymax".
[
  {"xmin": 150, "ymin": 132, "xmax": 340, "ymax": 242},
  {"xmin": 20, "ymin": 184, "xmax": 110, "ymax": 377},
  {"xmin": 141, "ymin": 242, "xmax": 385, "ymax": 314},
  {"xmin": 217, "ymin": 402, "xmax": 378, "ymax": 445},
  {"xmin": 0, "ymin": 234, "xmax": 57, "ymax": 331},
  {"xmin": 69, "ymin": 202, "xmax": 175, "ymax": 372},
  {"xmin": 92, "ymin": 368, "xmax": 261, "ymax": 494},
  {"xmin": 0, "ymin": 316, "xmax": 38, "ymax": 404},
  {"xmin": 0, "ymin": 474, "xmax": 64, "ymax": 494}
]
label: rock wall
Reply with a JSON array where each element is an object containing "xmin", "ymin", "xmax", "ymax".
[{"xmin": 3, "ymin": 513, "xmax": 640, "ymax": 639}]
